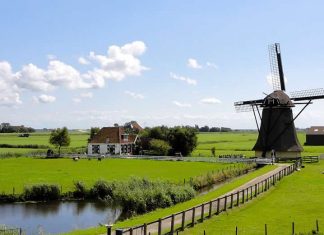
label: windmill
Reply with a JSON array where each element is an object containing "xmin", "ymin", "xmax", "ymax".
[{"xmin": 234, "ymin": 43, "xmax": 324, "ymax": 159}]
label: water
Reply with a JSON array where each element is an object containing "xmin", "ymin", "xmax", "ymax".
[{"xmin": 0, "ymin": 201, "xmax": 122, "ymax": 234}]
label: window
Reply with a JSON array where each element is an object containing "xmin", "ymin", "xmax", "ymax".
[{"xmin": 92, "ymin": 145, "xmax": 100, "ymax": 154}]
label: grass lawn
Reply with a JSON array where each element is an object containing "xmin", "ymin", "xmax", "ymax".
[
  {"xmin": 0, "ymin": 132, "xmax": 89, "ymax": 149},
  {"xmin": 192, "ymin": 132, "xmax": 324, "ymax": 157},
  {"xmin": 65, "ymin": 165, "xmax": 277, "ymax": 235},
  {"xmin": 0, "ymin": 157, "xmax": 237, "ymax": 194},
  {"xmin": 180, "ymin": 161, "xmax": 324, "ymax": 235}
]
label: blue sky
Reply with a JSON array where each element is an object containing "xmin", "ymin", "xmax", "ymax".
[{"xmin": 1, "ymin": 0, "xmax": 324, "ymax": 129}]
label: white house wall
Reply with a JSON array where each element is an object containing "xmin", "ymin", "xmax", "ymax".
[{"xmin": 88, "ymin": 143, "xmax": 123, "ymax": 155}]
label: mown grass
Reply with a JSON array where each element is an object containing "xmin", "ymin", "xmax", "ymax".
[
  {"xmin": 0, "ymin": 132, "xmax": 88, "ymax": 147},
  {"xmin": 65, "ymin": 165, "xmax": 277, "ymax": 235},
  {"xmin": 0, "ymin": 158, "xmax": 236, "ymax": 194},
  {"xmin": 180, "ymin": 161, "xmax": 324, "ymax": 235},
  {"xmin": 192, "ymin": 131, "xmax": 324, "ymax": 157}
]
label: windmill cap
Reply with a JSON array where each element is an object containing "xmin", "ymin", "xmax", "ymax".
[{"xmin": 263, "ymin": 90, "xmax": 294, "ymax": 107}]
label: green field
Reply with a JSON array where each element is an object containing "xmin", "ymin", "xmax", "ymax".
[
  {"xmin": 192, "ymin": 132, "xmax": 324, "ymax": 157},
  {"xmin": 180, "ymin": 161, "xmax": 324, "ymax": 235},
  {"xmin": 0, "ymin": 158, "xmax": 236, "ymax": 194},
  {"xmin": 0, "ymin": 132, "xmax": 89, "ymax": 154},
  {"xmin": 1, "ymin": 131, "xmax": 324, "ymax": 157}
]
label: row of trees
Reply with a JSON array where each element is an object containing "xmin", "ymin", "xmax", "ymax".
[
  {"xmin": 139, "ymin": 126, "xmax": 197, "ymax": 156},
  {"xmin": 0, "ymin": 123, "xmax": 35, "ymax": 133},
  {"xmin": 195, "ymin": 125, "xmax": 232, "ymax": 132}
]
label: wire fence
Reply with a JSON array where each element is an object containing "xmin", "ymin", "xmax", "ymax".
[
  {"xmin": 109, "ymin": 163, "xmax": 298, "ymax": 235},
  {"xmin": 0, "ymin": 225, "xmax": 25, "ymax": 235}
]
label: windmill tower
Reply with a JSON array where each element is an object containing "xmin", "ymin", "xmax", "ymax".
[{"xmin": 234, "ymin": 43, "xmax": 324, "ymax": 159}]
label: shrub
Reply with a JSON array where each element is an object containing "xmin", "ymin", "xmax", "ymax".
[
  {"xmin": 24, "ymin": 184, "xmax": 60, "ymax": 201},
  {"xmin": 73, "ymin": 181, "xmax": 88, "ymax": 198},
  {"xmin": 90, "ymin": 180, "xmax": 115, "ymax": 200}
]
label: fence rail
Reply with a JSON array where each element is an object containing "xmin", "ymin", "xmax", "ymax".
[
  {"xmin": 112, "ymin": 163, "xmax": 298, "ymax": 235},
  {"xmin": 302, "ymin": 156, "xmax": 319, "ymax": 163}
]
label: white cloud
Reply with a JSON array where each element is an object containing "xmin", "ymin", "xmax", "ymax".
[
  {"xmin": 172, "ymin": 101, "xmax": 192, "ymax": 108},
  {"xmin": 73, "ymin": 98, "xmax": 82, "ymax": 103},
  {"xmin": 78, "ymin": 57, "xmax": 90, "ymax": 65},
  {"xmin": 187, "ymin": 58, "xmax": 202, "ymax": 69},
  {"xmin": 34, "ymin": 94, "xmax": 56, "ymax": 103},
  {"xmin": 88, "ymin": 41, "xmax": 149, "ymax": 81},
  {"xmin": 80, "ymin": 92, "xmax": 93, "ymax": 98},
  {"xmin": 206, "ymin": 62, "xmax": 218, "ymax": 69},
  {"xmin": 0, "ymin": 41, "xmax": 148, "ymax": 105},
  {"xmin": 47, "ymin": 54, "xmax": 57, "ymax": 60},
  {"xmin": 0, "ymin": 61, "xmax": 22, "ymax": 106},
  {"xmin": 125, "ymin": 90, "xmax": 145, "ymax": 99},
  {"xmin": 200, "ymin": 97, "xmax": 222, "ymax": 104},
  {"xmin": 170, "ymin": 72, "xmax": 197, "ymax": 85}
]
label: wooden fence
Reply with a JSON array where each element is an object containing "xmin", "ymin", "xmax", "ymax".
[
  {"xmin": 302, "ymin": 156, "xmax": 319, "ymax": 163},
  {"xmin": 111, "ymin": 163, "xmax": 298, "ymax": 235}
]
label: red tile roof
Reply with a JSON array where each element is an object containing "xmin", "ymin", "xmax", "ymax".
[{"xmin": 90, "ymin": 127, "xmax": 137, "ymax": 144}]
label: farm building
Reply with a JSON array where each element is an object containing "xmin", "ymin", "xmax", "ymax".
[
  {"xmin": 305, "ymin": 126, "xmax": 324, "ymax": 146},
  {"xmin": 88, "ymin": 127, "xmax": 138, "ymax": 155}
]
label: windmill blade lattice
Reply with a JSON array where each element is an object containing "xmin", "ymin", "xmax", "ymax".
[
  {"xmin": 290, "ymin": 88, "xmax": 324, "ymax": 101},
  {"xmin": 269, "ymin": 44, "xmax": 282, "ymax": 91}
]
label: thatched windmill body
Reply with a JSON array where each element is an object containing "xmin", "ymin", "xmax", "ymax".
[{"xmin": 235, "ymin": 43, "xmax": 324, "ymax": 159}]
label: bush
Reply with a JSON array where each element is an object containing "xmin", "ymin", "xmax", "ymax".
[
  {"xmin": 73, "ymin": 181, "xmax": 88, "ymax": 198},
  {"xmin": 149, "ymin": 139, "xmax": 171, "ymax": 156},
  {"xmin": 90, "ymin": 180, "xmax": 115, "ymax": 200},
  {"xmin": 88, "ymin": 177, "xmax": 196, "ymax": 215},
  {"xmin": 24, "ymin": 184, "xmax": 60, "ymax": 201}
]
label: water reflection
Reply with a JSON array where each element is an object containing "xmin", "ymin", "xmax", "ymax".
[{"xmin": 0, "ymin": 201, "xmax": 122, "ymax": 234}]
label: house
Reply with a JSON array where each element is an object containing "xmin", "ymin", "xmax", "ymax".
[
  {"xmin": 305, "ymin": 126, "xmax": 324, "ymax": 146},
  {"xmin": 88, "ymin": 127, "xmax": 138, "ymax": 155}
]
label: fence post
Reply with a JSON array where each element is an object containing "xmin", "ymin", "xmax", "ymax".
[
  {"xmin": 292, "ymin": 222, "xmax": 295, "ymax": 235},
  {"xmin": 201, "ymin": 203, "xmax": 205, "ymax": 221},
  {"xmin": 192, "ymin": 207, "xmax": 196, "ymax": 227},
  {"xmin": 255, "ymin": 184, "xmax": 257, "ymax": 197},
  {"xmin": 316, "ymin": 219, "xmax": 319, "ymax": 232},
  {"xmin": 130, "ymin": 228, "xmax": 133, "ymax": 235},
  {"xmin": 209, "ymin": 201, "xmax": 212, "ymax": 217},
  {"xmin": 144, "ymin": 223, "xmax": 147, "ymax": 235},
  {"xmin": 236, "ymin": 191, "xmax": 240, "ymax": 206},
  {"xmin": 224, "ymin": 196, "xmax": 228, "ymax": 211},
  {"xmin": 230, "ymin": 193, "xmax": 234, "ymax": 208},
  {"xmin": 171, "ymin": 214, "xmax": 175, "ymax": 234},
  {"xmin": 181, "ymin": 212, "xmax": 185, "ymax": 231},
  {"xmin": 236, "ymin": 226, "xmax": 238, "ymax": 235},
  {"xmin": 242, "ymin": 190, "xmax": 245, "ymax": 204},
  {"xmin": 216, "ymin": 198, "xmax": 220, "ymax": 214},
  {"xmin": 158, "ymin": 218, "xmax": 162, "ymax": 235},
  {"xmin": 106, "ymin": 224, "xmax": 113, "ymax": 235},
  {"xmin": 115, "ymin": 229, "xmax": 123, "ymax": 235},
  {"xmin": 265, "ymin": 224, "xmax": 268, "ymax": 235}
]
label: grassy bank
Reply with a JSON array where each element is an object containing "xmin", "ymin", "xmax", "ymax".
[
  {"xmin": 179, "ymin": 161, "xmax": 324, "ymax": 235},
  {"xmin": 65, "ymin": 165, "xmax": 276, "ymax": 235}
]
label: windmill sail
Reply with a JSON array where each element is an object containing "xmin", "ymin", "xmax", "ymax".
[
  {"xmin": 269, "ymin": 43, "xmax": 285, "ymax": 91},
  {"xmin": 290, "ymin": 88, "xmax": 324, "ymax": 101}
]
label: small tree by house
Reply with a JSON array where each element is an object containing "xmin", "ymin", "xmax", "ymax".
[
  {"xmin": 149, "ymin": 139, "xmax": 171, "ymax": 156},
  {"xmin": 88, "ymin": 127, "xmax": 100, "ymax": 142},
  {"xmin": 49, "ymin": 127, "xmax": 71, "ymax": 157}
]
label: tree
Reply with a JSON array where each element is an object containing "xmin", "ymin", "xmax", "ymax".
[
  {"xmin": 88, "ymin": 127, "xmax": 100, "ymax": 142},
  {"xmin": 167, "ymin": 127, "xmax": 197, "ymax": 156},
  {"xmin": 149, "ymin": 139, "xmax": 171, "ymax": 156},
  {"xmin": 211, "ymin": 147, "xmax": 216, "ymax": 157},
  {"xmin": 49, "ymin": 127, "xmax": 71, "ymax": 156}
]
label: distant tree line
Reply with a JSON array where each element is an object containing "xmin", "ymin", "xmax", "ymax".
[
  {"xmin": 138, "ymin": 125, "xmax": 198, "ymax": 156},
  {"xmin": 0, "ymin": 122, "xmax": 35, "ymax": 133},
  {"xmin": 195, "ymin": 125, "xmax": 232, "ymax": 132}
]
